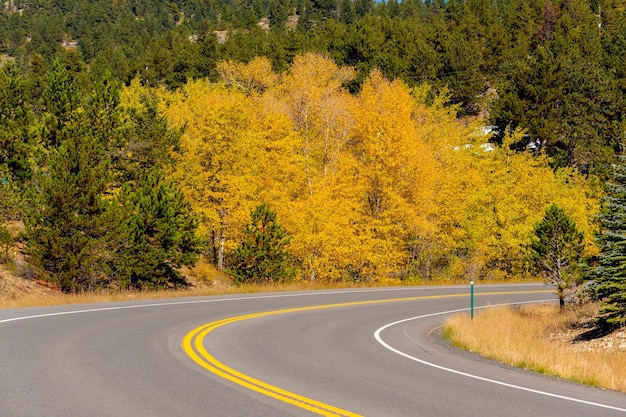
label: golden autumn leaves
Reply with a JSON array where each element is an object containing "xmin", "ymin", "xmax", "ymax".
[{"xmin": 128, "ymin": 53, "xmax": 596, "ymax": 283}]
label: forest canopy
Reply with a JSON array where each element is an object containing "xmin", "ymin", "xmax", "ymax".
[
  {"xmin": 160, "ymin": 54, "xmax": 598, "ymax": 284},
  {"xmin": 0, "ymin": 0, "xmax": 619, "ymax": 290}
]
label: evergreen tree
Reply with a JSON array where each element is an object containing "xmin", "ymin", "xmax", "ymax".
[
  {"xmin": 40, "ymin": 59, "xmax": 81, "ymax": 148},
  {"xmin": 493, "ymin": 9, "xmax": 621, "ymax": 169},
  {"xmin": 355, "ymin": 0, "xmax": 373, "ymax": 18},
  {"xmin": 24, "ymin": 124, "xmax": 113, "ymax": 291},
  {"xmin": 339, "ymin": 0, "xmax": 356, "ymax": 24},
  {"xmin": 26, "ymin": 72, "xmax": 201, "ymax": 291},
  {"xmin": 0, "ymin": 61, "xmax": 32, "ymax": 222},
  {"xmin": 115, "ymin": 93, "xmax": 182, "ymax": 184},
  {"xmin": 530, "ymin": 203, "xmax": 585, "ymax": 307},
  {"xmin": 439, "ymin": 30, "xmax": 484, "ymax": 115},
  {"xmin": 593, "ymin": 159, "xmax": 626, "ymax": 328},
  {"xmin": 24, "ymin": 68, "xmax": 119, "ymax": 291},
  {"xmin": 312, "ymin": 0, "xmax": 339, "ymax": 20},
  {"xmin": 113, "ymin": 170, "xmax": 203, "ymax": 289},
  {"xmin": 85, "ymin": 71, "xmax": 122, "ymax": 151},
  {"xmin": 269, "ymin": 0, "xmax": 294, "ymax": 28},
  {"xmin": 231, "ymin": 203, "xmax": 294, "ymax": 284},
  {"xmin": 0, "ymin": 61, "xmax": 32, "ymax": 182}
]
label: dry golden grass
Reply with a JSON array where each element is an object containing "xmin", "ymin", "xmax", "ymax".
[
  {"xmin": 0, "ymin": 265, "xmax": 453, "ymax": 309},
  {"xmin": 0, "ymin": 277, "xmax": 472, "ymax": 310},
  {"xmin": 1, "ymin": 255, "xmax": 525, "ymax": 310},
  {"xmin": 443, "ymin": 303, "xmax": 626, "ymax": 393},
  {"xmin": 1, "ymin": 276, "xmax": 542, "ymax": 309},
  {"xmin": 0, "ymin": 273, "xmax": 350, "ymax": 309}
]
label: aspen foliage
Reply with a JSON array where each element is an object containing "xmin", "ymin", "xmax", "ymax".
[
  {"xmin": 156, "ymin": 53, "xmax": 598, "ymax": 283},
  {"xmin": 278, "ymin": 53, "xmax": 356, "ymax": 187},
  {"xmin": 164, "ymin": 80, "xmax": 259, "ymax": 268},
  {"xmin": 216, "ymin": 56, "xmax": 278, "ymax": 95}
]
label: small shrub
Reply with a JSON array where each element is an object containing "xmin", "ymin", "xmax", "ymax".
[
  {"xmin": 230, "ymin": 203, "xmax": 295, "ymax": 285},
  {"xmin": 0, "ymin": 224, "xmax": 13, "ymax": 263},
  {"xmin": 190, "ymin": 257, "xmax": 215, "ymax": 284}
]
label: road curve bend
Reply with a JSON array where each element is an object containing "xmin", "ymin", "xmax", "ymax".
[{"xmin": 1, "ymin": 284, "xmax": 625, "ymax": 417}]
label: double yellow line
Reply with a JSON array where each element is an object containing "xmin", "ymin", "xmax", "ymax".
[
  {"xmin": 182, "ymin": 290, "xmax": 552, "ymax": 416},
  {"xmin": 183, "ymin": 305, "xmax": 363, "ymax": 416}
]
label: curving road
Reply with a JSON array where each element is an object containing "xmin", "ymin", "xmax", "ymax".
[{"xmin": 1, "ymin": 284, "xmax": 625, "ymax": 416}]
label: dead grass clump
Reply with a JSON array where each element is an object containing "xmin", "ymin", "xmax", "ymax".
[{"xmin": 442, "ymin": 303, "xmax": 626, "ymax": 393}]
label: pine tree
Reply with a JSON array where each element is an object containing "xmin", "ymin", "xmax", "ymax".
[
  {"xmin": 0, "ymin": 61, "xmax": 32, "ymax": 182},
  {"xmin": 593, "ymin": 159, "xmax": 626, "ymax": 328},
  {"xmin": 339, "ymin": 0, "xmax": 356, "ymax": 24},
  {"xmin": 231, "ymin": 203, "xmax": 294, "ymax": 284},
  {"xmin": 24, "ymin": 65, "xmax": 121, "ymax": 291},
  {"xmin": 24, "ymin": 126, "xmax": 113, "ymax": 291},
  {"xmin": 113, "ymin": 169, "xmax": 203, "ymax": 289},
  {"xmin": 27, "ymin": 71, "xmax": 202, "ymax": 291},
  {"xmin": 530, "ymin": 203, "xmax": 585, "ymax": 307},
  {"xmin": 355, "ymin": 0, "xmax": 373, "ymax": 18},
  {"xmin": 116, "ymin": 93, "xmax": 182, "ymax": 184},
  {"xmin": 40, "ymin": 59, "xmax": 81, "ymax": 148},
  {"xmin": 0, "ymin": 61, "xmax": 31, "ymax": 221},
  {"xmin": 492, "ymin": 9, "xmax": 621, "ymax": 169},
  {"xmin": 0, "ymin": 61, "xmax": 32, "ymax": 228}
]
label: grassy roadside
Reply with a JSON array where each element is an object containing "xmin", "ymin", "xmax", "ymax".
[
  {"xmin": 0, "ymin": 270, "xmax": 356, "ymax": 309},
  {"xmin": 0, "ymin": 278, "xmax": 485, "ymax": 309},
  {"xmin": 442, "ymin": 303, "xmax": 626, "ymax": 393},
  {"xmin": 0, "ymin": 263, "xmax": 499, "ymax": 310},
  {"xmin": 0, "ymin": 222, "xmax": 541, "ymax": 309},
  {"xmin": 2, "ymin": 251, "xmax": 537, "ymax": 309}
]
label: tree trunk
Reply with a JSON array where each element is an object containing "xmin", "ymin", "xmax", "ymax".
[{"xmin": 217, "ymin": 238, "xmax": 224, "ymax": 271}]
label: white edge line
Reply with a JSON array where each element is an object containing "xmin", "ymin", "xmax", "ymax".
[
  {"xmin": 0, "ymin": 284, "xmax": 546, "ymax": 324},
  {"xmin": 374, "ymin": 300, "xmax": 626, "ymax": 414},
  {"xmin": 0, "ymin": 289, "xmax": 424, "ymax": 324}
]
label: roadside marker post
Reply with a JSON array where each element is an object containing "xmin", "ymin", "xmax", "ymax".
[{"xmin": 470, "ymin": 280, "xmax": 474, "ymax": 320}]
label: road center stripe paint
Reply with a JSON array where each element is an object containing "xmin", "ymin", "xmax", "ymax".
[{"xmin": 182, "ymin": 290, "xmax": 552, "ymax": 416}]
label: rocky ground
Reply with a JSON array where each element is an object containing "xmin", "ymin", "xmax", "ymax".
[
  {"xmin": 548, "ymin": 320, "xmax": 626, "ymax": 352},
  {"xmin": 0, "ymin": 269, "xmax": 51, "ymax": 296}
]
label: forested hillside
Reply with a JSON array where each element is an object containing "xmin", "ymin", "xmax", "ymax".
[
  {"xmin": 2, "ymin": 0, "xmax": 625, "ymax": 168},
  {"xmin": 0, "ymin": 0, "xmax": 620, "ymax": 291}
]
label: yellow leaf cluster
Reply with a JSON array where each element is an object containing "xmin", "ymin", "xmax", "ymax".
[
  {"xmin": 141, "ymin": 53, "xmax": 598, "ymax": 283},
  {"xmin": 216, "ymin": 57, "xmax": 278, "ymax": 95}
]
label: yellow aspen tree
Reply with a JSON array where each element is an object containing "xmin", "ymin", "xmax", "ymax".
[
  {"xmin": 216, "ymin": 56, "xmax": 278, "ymax": 95},
  {"xmin": 163, "ymin": 79, "xmax": 260, "ymax": 269},
  {"xmin": 346, "ymin": 70, "xmax": 443, "ymax": 282},
  {"xmin": 119, "ymin": 77, "xmax": 143, "ymax": 110},
  {"xmin": 235, "ymin": 60, "xmax": 362, "ymax": 284},
  {"xmin": 409, "ymin": 86, "xmax": 479, "ymax": 279},
  {"xmin": 266, "ymin": 53, "xmax": 357, "ymax": 282},
  {"xmin": 457, "ymin": 129, "xmax": 598, "ymax": 280},
  {"xmin": 278, "ymin": 53, "xmax": 355, "ymax": 191},
  {"xmin": 281, "ymin": 152, "xmax": 367, "ymax": 283},
  {"xmin": 152, "ymin": 54, "xmax": 599, "ymax": 285}
]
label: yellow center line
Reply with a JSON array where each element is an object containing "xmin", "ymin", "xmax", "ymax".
[{"xmin": 182, "ymin": 289, "xmax": 552, "ymax": 416}]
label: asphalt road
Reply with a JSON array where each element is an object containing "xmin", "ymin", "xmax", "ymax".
[{"xmin": 1, "ymin": 284, "xmax": 625, "ymax": 417}]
